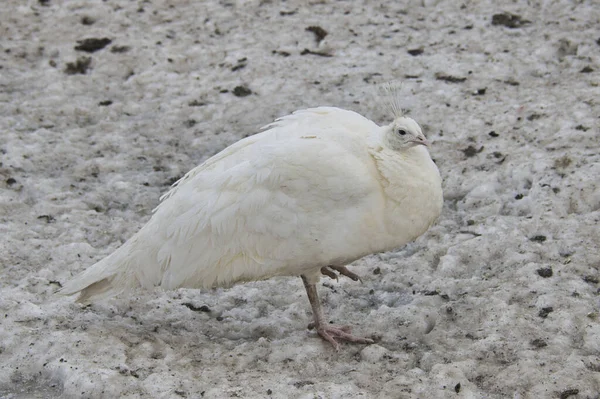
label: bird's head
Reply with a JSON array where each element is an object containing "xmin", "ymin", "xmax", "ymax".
[
  {"xmin": 375, "ymin": 82, "xmax": 429, "ymax": 150},
  {"xmin": 384, "ymin": 117, "xmax": 429, "ymax": 150}
]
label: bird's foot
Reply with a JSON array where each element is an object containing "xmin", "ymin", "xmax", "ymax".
[
  {"xmin": 320, "ymin": 265, "xmax": 361, "ymax": 282},
  {"xmin": 308, "ymin": 322, "xmax": 374, "ymax": 351},
  {"xmin": 320, "ymin": 266, "xmax": 338, "ymax": 280}
]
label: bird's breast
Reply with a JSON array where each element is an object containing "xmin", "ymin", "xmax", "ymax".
[{"xmin": 369, "ymin": 147, "xmax": 443, "ymax": 251}]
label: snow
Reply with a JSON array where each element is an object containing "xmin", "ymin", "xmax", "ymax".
[{"xmin": 1, "ymin": 0, "xmax": 599, "ymax": 398}]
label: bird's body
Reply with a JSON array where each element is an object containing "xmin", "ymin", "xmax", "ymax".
[{"xmin": 60, "ymin": 106, "xmax": 442, "ymax": 349}]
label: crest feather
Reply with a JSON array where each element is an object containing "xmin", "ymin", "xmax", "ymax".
[{"xmin": 377, "ymin": 81, "xmax": 406, "ymax": 120}]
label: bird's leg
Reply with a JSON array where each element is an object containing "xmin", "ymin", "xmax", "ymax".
[
  {"xmin": 320, "ymin": 265, "xmax": 361, "ymax": 282},
  {"xmin": 301, "ymin": 275, "xmax": 374, "ymax": 351},
  {"xmin": 328, "ymin": 265, "xmax": 361, "ymax": 282},
  {"xmin": 320, "ymin": 266, "xmax": 338, "ymax": 280}
]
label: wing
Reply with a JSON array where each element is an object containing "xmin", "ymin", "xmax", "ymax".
[
  {"xmin": 157, "ymin": 133, "xmax": 263, "ymax": 204},
  {"xmin": 135, "ymin": 127, "xmax": 384, "ymax": 290}
]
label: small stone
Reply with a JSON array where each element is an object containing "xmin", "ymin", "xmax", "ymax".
[
  {"xmin": 462, "ymin": 145, "xmax": 483, "ymax": 157},
  {"xmin": 81, "ymin": 16, "xmax": 96, "ymax": 25},
  {"xmin": 531, "ymin": 338, "xmax": 547, "ymax": 348},
  {"xmin": 37, "ymin": 215, "xmax": 55, "ymax": 223},
  {"xmin": 300, "ymin": 48, "xmax": 332, "ymax": 57},
  {"xmin": 306, "ymin": 26, "xmax": 328, "ymax": 44},
  {"xmin": 184, "ymin": 119, "xmax": 197, "ymax": 128},
  {"xmin": 64, "ymin": 57, "xmax": 92, "ymax": 75},
  {"xmin": 435, "ymin": 73, "xmax": 466, "ymax": 83},
  {"xmin": 111, "ymin": 45, "xmax": 131, "ymax": 53},
  {"xmin": 408, "ymin": 48, "xmax": 424, "ymax": 56},
  {"xmin": 491, "ymin": 13, "xmax": 531, "ymax": 28},
  {"xmin": 560, "ymin": 389, "xmax": 579, "ymax": 399},
  {"xmin": 538, "ymin": 307, "xmax": 553, "ymax": 318},
  {"xmin": 75, "ymin": 38, "xmax": 112, "ymax": 53},
  {"xmin": 233, "ymin": 86, "xmax": 252, "ymax": 97},
  {"xmin": 272, "ymin": 50, "xmax": 290, "ymax": 57},
  {"xmin": 536, "ymin": 267, "xmax": 553, "ymax": 278},
  {"xmin": 182, "ymin": 303, "xmax": 211, "ymax": 312}
]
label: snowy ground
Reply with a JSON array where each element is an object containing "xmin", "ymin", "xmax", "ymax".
[{"xmin": 1, "ymin": 0, "xmax": 599, "ymax": 398}]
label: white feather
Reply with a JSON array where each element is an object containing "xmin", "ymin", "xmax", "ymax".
[
  {"xmin": 59, "ymin": 106, "xmax": 443, "ymax": 302},
  {"xmin": 377, "ymin": 81, "xmax": 406, "ymax": 119}
]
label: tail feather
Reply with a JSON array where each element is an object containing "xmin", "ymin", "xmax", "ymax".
[
  {"xmin": 74, "ymin": 277, "xmax": 121, "ymax": 304},
  {"xmin": 58, "ymin": 245, "xmax": 135, "ymax": 303}
]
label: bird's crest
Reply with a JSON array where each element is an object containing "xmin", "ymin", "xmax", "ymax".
[{"xmin": 377, "ymin": 81, "xmax": 407, "ymax": 120}]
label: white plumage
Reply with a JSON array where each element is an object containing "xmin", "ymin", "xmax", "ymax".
[{"xmin": 60, "ymin": 106, "xmax": 443, "ymax": 349}]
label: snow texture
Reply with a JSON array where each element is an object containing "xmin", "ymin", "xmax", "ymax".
[{"xmin": 0, "ymin": 0, "xmax": 599, "ymax": 398}]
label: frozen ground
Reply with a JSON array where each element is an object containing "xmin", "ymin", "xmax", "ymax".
[{"xmin": 1, "ymin": 0, "xmax": 599, "ymax": 398}]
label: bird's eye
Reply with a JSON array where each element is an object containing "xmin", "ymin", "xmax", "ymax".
[{"xmin": 398, "ymin": 129, "xmax": 407, "ymax": 136}]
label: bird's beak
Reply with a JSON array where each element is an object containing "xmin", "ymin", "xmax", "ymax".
[{"xmin": 411, "ymin": 137, "xmax": 430, "ymax": 147}]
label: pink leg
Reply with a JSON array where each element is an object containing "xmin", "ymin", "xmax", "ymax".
[
  {"xmin": 320, "ymin": 266, "xmax": 338, "ymax": 280},
  {"xmin": 320, "ymin": 265, "xmax": 362, "ymax": 282},
  {"xmin": 301, "ymin": 275, "xmax": 374, "ymax": 351},
  {"xmin": 328, "ymin": 265, "xmax": 361, "ymax": 282}
]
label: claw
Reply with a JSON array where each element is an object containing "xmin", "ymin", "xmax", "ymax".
[
  {"xmin": 328, "ymin": 265, "xmax": 361, "ymax": 282},
  {"xmin": 314, "ymin": 325, "xmax": 374, "ymax": 351},
  {"xmin": 320, "ymin": 266, "xmax": 338, "ymax": 280}
]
